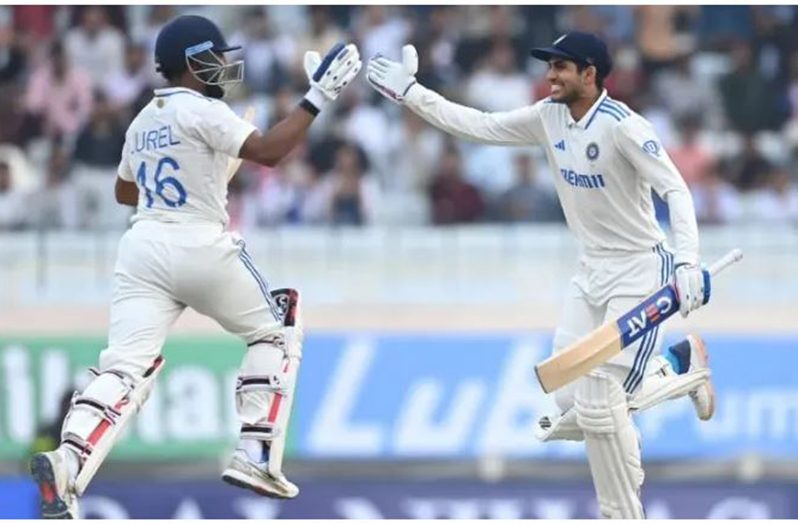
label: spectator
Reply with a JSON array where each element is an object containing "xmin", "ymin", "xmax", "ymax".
[
  {"xmin": 381, "ymin": 110, "xmax": 443, "ymax": 224},
  {"xmin": 691, "ymin": 161, "xmax": 743, "ymax": 225},
  {"xmin": 429, "ymin": 145, "xmax": 485, "ymax": 225},
  {"xmin": 293, "ymin": 6, "xmax": 347, "ymax": 79},
  {"xmin": 652, "ymin": 52, "xmax": 722, "ymax": 128},
  {"xmin": 634, "ymin": 6, "xmax": 693, "ymax": 76},
  {"xmin": 0, "ymin": 161, "xmax": 28, "ymax": 230},
  {"xmin": 668, "ymin": 116, "xmax": 715, "ymax": 188},
  {"xmin": 455, "ymin": 6, "xmax": 526, "ymax": 76},
  {"xmin": 34, "ymin": 144, "xmax": 79, "ymax": 230},
  {"xmin": 357, "ymin": 6, "xmax": 411, "ymax": 62},
  {"xmin": 497, "ymin": 152, "xmax": 563, "ymax": 223},
  {"xmin": 730, "ymin": 134, "xmax": 772, "ymax": 192},
  {"xmin": 103, "ymin": 42, "xmax": 151, "ymax": 114},
  {"xmin": 64, "ymin": 6, "xmax": 125, "ymax": 88},
  {"xmin": 0, "ymin": 10, "xmax": 25, "ymax": 85},
  {"xmin": 314, "ymin": 143, "xmax": 380, "ymax": 226},
  {"xmin": 698, "ymin": 6, "xmax": 753, "ymax": 50},
  {"xmin": 72, "ymin": 92, "xmax": 125, "ymax": 168},
  {"xmin": 72, "ymin": 92, "xmax": 128, "ymax": 230},
  {"xmin": 228, "ymin": 7, "xmax": 293, "ymax": 95},
  {"xmin": 465, "ymin": 40, "xmax": 532, "ymax": 112},
  {"xmin": 751, "ymin": 166, "xmax": 798, "ymax": 223},
  {"xmin": 23, "ymin": 41, "xmax": 93, "ymax": 142},
  {"xmin": 411, "ymin": 6, "xmax": 461, "ymax": 92},
  {"xmin": 718, "ymin": 40, "xmax": 787, "ymax": 134}
]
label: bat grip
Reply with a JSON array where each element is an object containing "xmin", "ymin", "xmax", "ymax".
[{"xmin": 707, "ymin": 248, "xmax": 744, "ymax": 276}]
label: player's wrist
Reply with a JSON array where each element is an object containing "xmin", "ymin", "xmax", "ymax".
[{"xmin": 303, "ymin": 86, "xmax": 328, "ymax": 114}]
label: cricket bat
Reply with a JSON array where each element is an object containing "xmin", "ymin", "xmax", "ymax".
[
  {"xmin": 534, "ymin": 248, "xmax": 743, "ymax": 393},
  {"xmin": 226, "ymin": 105, "xmax": 256, "ymax": 182}
]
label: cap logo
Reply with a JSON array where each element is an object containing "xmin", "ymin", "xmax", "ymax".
[{"xmin": 553, "ymin": 34, "xmax": 567, "ymax": 46}]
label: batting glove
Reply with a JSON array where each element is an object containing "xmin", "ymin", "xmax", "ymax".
[
  {"xmin": 304, "ymin": 42, "xmax": 362, "ymax": 112},
  {"xmin": 674, "ymin": 263, "xmax": 711, "ymax": 317},
  {"xmin": 366, "ymin": 44, "xmax": 418, "ymax": 104}
]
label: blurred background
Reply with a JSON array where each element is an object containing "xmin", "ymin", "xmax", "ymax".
[{"xmin": 0, "ymin": 4, "xmax": 797, "ymax": 519}]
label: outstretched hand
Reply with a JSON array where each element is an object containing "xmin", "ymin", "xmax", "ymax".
[{"xmin": 367, "ymin": 44, "xmax": 419, "ymax": 104}]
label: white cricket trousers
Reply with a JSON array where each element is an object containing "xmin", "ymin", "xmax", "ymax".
[
  {"xmin": 552, "ymin": 243, "xmax": 674, "ymax": 411},
  {"xmin": 100, "ymin": 220, "xmax": 283, "ymax": 377}
]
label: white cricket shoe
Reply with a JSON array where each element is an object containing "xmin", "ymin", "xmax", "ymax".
[
  {"xmin": 686, "ymin": 334, "xmax": 715, "ymax": 421},
  {"xmin": 221, "ymin": 449, "xmax": 299, "ymax": 499},
  {"xmin": 30, "ymin": 449, "xmax": 79, "ymax": 519}
]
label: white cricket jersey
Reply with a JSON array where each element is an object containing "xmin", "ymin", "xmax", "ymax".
[
  {"xmin": 405, "ymin": 86, "xmax": 699, "ymax": 264},
  {"xmin": 117, "ymin": 87, "xmax": 257, "ymax": 227}
]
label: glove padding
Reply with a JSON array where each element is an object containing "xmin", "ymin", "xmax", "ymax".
[
  {"xmin": 674, "ymin": 263, "xmax": 711, "ymax": 317},
  {"xmin": 366, "ymin": 44, "xmax": 418, "ymax": 103},
  {"xmin": 304, "ymin": 42, "xmax": 361, "ymax": 108}
]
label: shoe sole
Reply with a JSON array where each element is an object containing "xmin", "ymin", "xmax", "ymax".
[
  {"xmin": 221, "ymin": 469, "xmax": 297, "ymax": 500},
  {"xmin": 688, "ymin": 335, "xmax": 715, "ymax": 421},
  {"xmin": 30, "ymin": 454, "xmax": 73, "ymax": 519}
]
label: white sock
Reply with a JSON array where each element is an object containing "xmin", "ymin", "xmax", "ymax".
[{"xmin": 238, "ymin": 439, "xmax": 268, "ymax": 464}]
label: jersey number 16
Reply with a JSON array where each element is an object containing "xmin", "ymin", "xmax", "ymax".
[{"xmin": 136, "ymin": 157, "xmax": 187, "ymax": 208}]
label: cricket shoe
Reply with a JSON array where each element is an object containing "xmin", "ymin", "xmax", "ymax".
[
  {"xmin": 221, "ymin": 449, "xmax": 299, "ymax": 499},
  {"xmin": 685, "ymin": 334, "xmax": 715, "ymax": 421},
  {"xmin": 30, "ymin": 449, "xmax": 79, "ymax": 519}
]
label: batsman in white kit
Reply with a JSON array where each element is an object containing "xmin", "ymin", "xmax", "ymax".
[
  {"xmin": 368, "ymin": 33, "xmax": 714, "ymax": 519},
  {"xmin": 29, "ymin": 15, "xmax": 362, "ymax": 518}
]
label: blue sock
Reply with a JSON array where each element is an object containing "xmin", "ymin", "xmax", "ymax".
[{"xmin": 664, "ymin": 340, "xmax": 691, "ymax": 375}]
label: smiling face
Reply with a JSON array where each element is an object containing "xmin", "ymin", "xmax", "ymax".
[{"xmin": 545, "ymin": 58, "xmax": 597, "ymax": 104}]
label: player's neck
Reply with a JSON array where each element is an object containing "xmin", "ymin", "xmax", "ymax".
[{"xmin": 567, "ymin": 89, "xmax": 602, "ymax": 122}]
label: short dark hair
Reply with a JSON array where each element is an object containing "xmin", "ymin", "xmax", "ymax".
[{"xmin": 575, "ymin": 61, "xmax": 604, "ymax": 91}]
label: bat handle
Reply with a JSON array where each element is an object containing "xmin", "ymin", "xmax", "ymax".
[{"xmin": 707, "ymin": 248, "xmax": 743, "ymax": 276}]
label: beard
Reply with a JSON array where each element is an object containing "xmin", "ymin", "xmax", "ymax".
[
  {"xmin": 551, "ymin": 86, "xmax": 579, "ymax": 104},
  {"xmin": 205, "ymin": 84, "xmax": 225, "ymax": 99}
]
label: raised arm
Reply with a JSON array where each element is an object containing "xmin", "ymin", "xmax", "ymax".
[
  {"xmin": 239, "ymin": 43, "xmax": 362, "ymax": 167},
  {"xmin": 367, "ymin": 45, "xmax": 545, "ymax": 146}
]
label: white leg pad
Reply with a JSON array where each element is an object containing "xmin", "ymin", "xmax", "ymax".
[
  {"xmin": 576, "ymin": 372, "xmax": 645, "ymax": 519},
  {"xmin": 236, "ymin": 288, "xmax": 303, "ymax": 477},
  {"xmin": 536, "ymin": 408, "xmax": 584, "ymax": 442},
  {"xmin": 61, "ymin": 357, "xmax": 164, "ymax": 495}
]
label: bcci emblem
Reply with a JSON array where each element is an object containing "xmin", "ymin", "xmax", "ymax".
[
  {"xmin": 586, "ymin": 142, "xmax": 599, "ymax": 161},
  {"xmin": 642, "ymin": 140, "xmax": 660, "ymax": 157}
]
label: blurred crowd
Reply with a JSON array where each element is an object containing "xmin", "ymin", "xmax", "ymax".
[{"xmin": 1, "ymin": 5, "xmax": 798, "ymax": 232}]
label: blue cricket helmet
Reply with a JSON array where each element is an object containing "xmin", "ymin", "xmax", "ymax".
[{"xmin": 154, "ymin": 15, "xmax": 242, "ymax": 79}]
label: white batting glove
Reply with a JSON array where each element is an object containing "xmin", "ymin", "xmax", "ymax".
[
  {"xmin": 366, "ymin": 44, "xmax": 418, "ymax": 104},
  {"xmin": 304, "ymin": 42, "xmax": 362, "ymax": 111},
  {"xmin": 674, "ymin": 263, "xmax": 711, "ymax": 317}
]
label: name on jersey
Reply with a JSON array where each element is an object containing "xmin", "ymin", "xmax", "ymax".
[
  {"xmin": 132, "ymin": 125, "xmax": 181, "ymax": 153},
  {"xmin": 559, "ymin": 168, "xmax": 605, "ymax": 189}
]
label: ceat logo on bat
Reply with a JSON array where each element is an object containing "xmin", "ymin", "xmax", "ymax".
[{"xmin": 625, "ymin": 292, "xmax": 674, "ymax": 340}]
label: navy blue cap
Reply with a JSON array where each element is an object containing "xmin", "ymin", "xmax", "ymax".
[
  {"xmin": 531, "ymin": 32, "xmax": 612, "ymax": 77},
  {"xmin": 155, "ymin": 15, "xmax": 241, "ymax": 75}
]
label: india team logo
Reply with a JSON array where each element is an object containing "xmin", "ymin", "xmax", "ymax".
[
  {"xmin": 642, "ymin": 140, "xmax": 660, "ymax": 157},
  {"xmin": 586, "ymin": 142, "xmax": 599, "ymax": 161}
]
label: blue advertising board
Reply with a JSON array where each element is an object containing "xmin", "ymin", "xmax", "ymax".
[
  {"xmin": 292, "ymin": 333, "xmax": 798, "ymax": 460},
  {"xmin": 1, "ymin": 477, "xmax": 795, "ymax": 518}
]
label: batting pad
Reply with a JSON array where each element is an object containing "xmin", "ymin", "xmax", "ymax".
[{"xmin": 576, "ymin": 372, "xmax": 645, "ymax": 519}]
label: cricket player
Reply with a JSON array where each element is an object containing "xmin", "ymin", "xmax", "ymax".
[
  {"xmin": 368, "ymin": 32, "xmax": 713, "ymax": 518},
  {"xmin": 30, "ymin": 15, "xmax": 361, "ymax": 518}
]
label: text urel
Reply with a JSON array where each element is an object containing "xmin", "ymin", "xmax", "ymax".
[{"xmin": 132, "ymin": 125, "xmax": 181, "ymax": 153}]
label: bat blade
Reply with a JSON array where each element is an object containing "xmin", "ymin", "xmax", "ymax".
[
  {"xmin": 535, "ymin": 323, "xmax": 623, "ymax": 393},
  {"xmin": 533, "ymin": 248, "xmax": 743, "ymax": 394}
]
